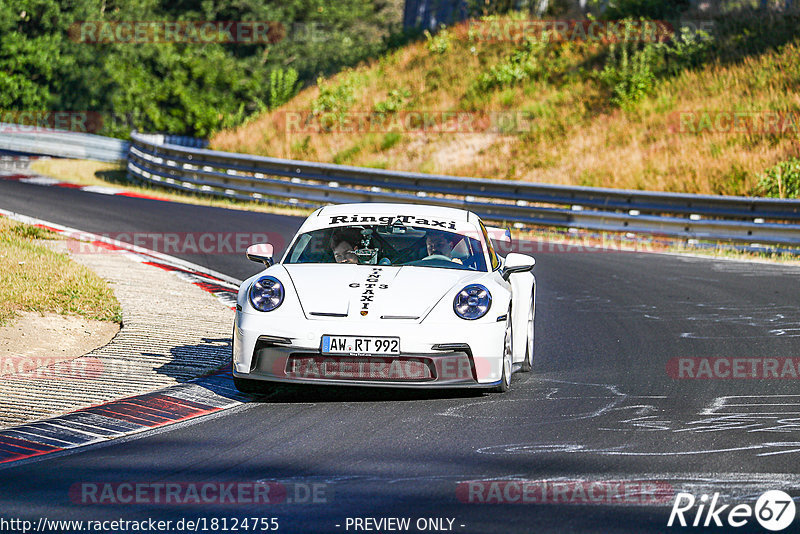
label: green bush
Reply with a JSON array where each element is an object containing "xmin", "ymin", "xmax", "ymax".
[
  {"xmin": 598, "ymin": 21, "xmax": 712, "ymax": 109},
  {"xmin": 312, "ymin": 77, "xmax": 355, "ymax": 116},
  {"xmin": 269, "ymin": 68, "xmax": 301, "ymax": 110},
  {"xmin": 0, "ymin": 0, "xmax": 403, "ymax": 138},
  {"xmin": 754, "ymin": 158, "xmax": 800, "ymax": 198},
  {"xmin": 658, "ymin": 27, "xmax": 713, "ymax": 76},
  {"xmin": 475, "ymin": 38, "xmax": 548, "ymax": 92},
  {"xmin": 380, "ymin": 132, "xmax": 402, "ymax": 150},
  {"xmin": 425, "ymin": 27, "xmax": 451, "ymax": 54},
  {"xmin": 374, "ymin": 88, "xmax": 411, "ymax": 113},
  {"xmin": 599, "ymin": 39, "xmax": 658, "ymax": 109}
]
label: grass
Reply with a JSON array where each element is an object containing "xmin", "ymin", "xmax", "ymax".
[
  {"xmin": 0, "ymin": 217, "xmax": 122, "ymax": 326},
  {"xmin": 211, "ymin": 10, "xmax": 800, "ymax": 197},
  {"xmin": 29, "ymin": 159, "xmax": 124, "ymax": 188},
  {"xmin": 28, "ymin": 159, "xmax": 314, "ymax": 218}
]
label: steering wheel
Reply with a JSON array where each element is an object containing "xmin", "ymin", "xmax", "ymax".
[{"xmin": 421, "ymin": 254, "xmax": 453, "ymax": 262}]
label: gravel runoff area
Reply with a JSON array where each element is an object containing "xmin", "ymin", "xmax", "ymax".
[{"xmin": 0, "ymin": 239, "xmax": 235, "ymax": 429}]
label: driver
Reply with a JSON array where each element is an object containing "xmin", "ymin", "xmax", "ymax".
[
  {"xmin": 330, "ymin": 229, "xmax": 360, "ymax": 264},
  {"xmin": 425, "ymin": 231, "xmax": 463, "ymax": 263}
]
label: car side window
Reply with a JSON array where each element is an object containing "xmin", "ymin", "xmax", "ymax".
[
  {"xmin": 479, "ymin": 221, "xmax": 500, "ymax": 271},
  {"xmin": 289, "ymin": 234, "xmax": 313, "ymax": 263}
]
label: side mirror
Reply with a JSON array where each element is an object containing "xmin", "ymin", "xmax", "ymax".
[
  {"xmin": 246, "ymin": 243, "xmax": 274, "ymax": 267},
  {"xmin": 502, "ymin": 252, "xmax": 535, "ymax": 281}
]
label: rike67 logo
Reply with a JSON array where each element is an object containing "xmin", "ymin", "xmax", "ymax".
[{"xmin": 668, "ymin": 490, "xmax": 796, "ymax": 531}]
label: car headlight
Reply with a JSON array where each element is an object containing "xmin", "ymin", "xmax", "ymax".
[
  {"xmin": 453, "ymin": 284, "xmax": 491, "ymax": 320},
  {"xmin": 249, "ymin": 276, "xmax": 284, "ymax": 312}
]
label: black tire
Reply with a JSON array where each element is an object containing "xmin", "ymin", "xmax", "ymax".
[
  {"xmin": 520, "ymin": 301, "xmax": 534, "ymax": 372},
  {"xmin": 492, "ymin": 309, "xmax": 513, "ymax": 393}
]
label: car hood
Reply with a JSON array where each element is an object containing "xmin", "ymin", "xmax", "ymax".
[{"xmin": 283, "ymin": 264, "xmax": 478, "ymax": 321}]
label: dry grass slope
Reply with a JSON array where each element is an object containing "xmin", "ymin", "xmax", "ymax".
[{"xmin": 211, "ymin": 12, "xmax": 800, "ymax": 196}]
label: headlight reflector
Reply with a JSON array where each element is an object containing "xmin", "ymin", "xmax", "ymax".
[
  {"xmin": 453, "ymin": 284, "xmax": 491, "ymax": 320},
  {"xmin": 249, "ymin": 276, "xmax": 284, "ymax": 312}
]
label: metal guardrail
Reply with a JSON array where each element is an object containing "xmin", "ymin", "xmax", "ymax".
[
  {"xmin": 1, "ymin": 120, "xmax": 795, "ymax": 245},
  {"xmin": 0, "ymin": 123, "xmax": 128, "ymax": 162},
  {"xmin": 128, "ymin": 133, "xmax": 208, "ymax": 149},
  {"xmin": 128, "ymin": 132, "xmax": 800, "ymax": 246}
]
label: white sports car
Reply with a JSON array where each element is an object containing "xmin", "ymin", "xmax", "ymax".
[{"xmin": 232, "ymin": 203, "xmax": 536, "ymax": 393}]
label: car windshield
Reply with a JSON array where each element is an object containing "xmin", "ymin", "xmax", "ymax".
[{"xmin": 284, "ymin": 224, "xmax": 488, "ymax": 271}]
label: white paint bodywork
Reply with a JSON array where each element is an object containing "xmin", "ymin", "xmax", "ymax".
[{"xmin": 232, "ymin": 203, "xmax": 535, "ymax": 389}]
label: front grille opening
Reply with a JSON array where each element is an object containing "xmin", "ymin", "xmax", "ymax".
[
  {"xmin": 250, "ymin": 336, "xmax": 292, "ymax": 372},
  {"xmin": 431, "ymin": 344, "xmax": 477, "ymax": 381},
  {"xmin": 286, "ymin": 355, "xmax": 435, "ymax": 381}
]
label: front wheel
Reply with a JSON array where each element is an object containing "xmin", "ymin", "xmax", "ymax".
[{"xmin": 492, "ymin": 310, "xmax": 513, "ymax": 393}]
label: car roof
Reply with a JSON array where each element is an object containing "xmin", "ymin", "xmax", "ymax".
[
  {"xmin": 297, "ymin": 203, "xmax": 480, "ymax": 233},
  {"xmin": 318, "ymin": 203, "xmax": 471, "ymax": 220}
]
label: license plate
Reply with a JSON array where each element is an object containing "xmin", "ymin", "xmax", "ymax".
[{"xmin": 321, "ymin": 335, "xmax": 400, "ymax": 355}]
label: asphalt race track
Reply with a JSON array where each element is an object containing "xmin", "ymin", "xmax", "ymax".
[{"xmin": 1, "ymin": 178, "xmax": 800, "ymax": 533}]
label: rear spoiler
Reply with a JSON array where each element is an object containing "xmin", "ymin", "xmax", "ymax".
[{"xmin": 486, "ymin": 226, "xmax": 511, "ymax": 244}]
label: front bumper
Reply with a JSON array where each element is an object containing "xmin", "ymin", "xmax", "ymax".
[{"xmin": 232, "ymin": 311, "xmax": 505, "ymax": 387}]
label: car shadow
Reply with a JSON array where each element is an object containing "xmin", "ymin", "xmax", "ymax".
[{"xmin": 249, "ymin": 382, "xmax": 487, "ymax": 403}]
